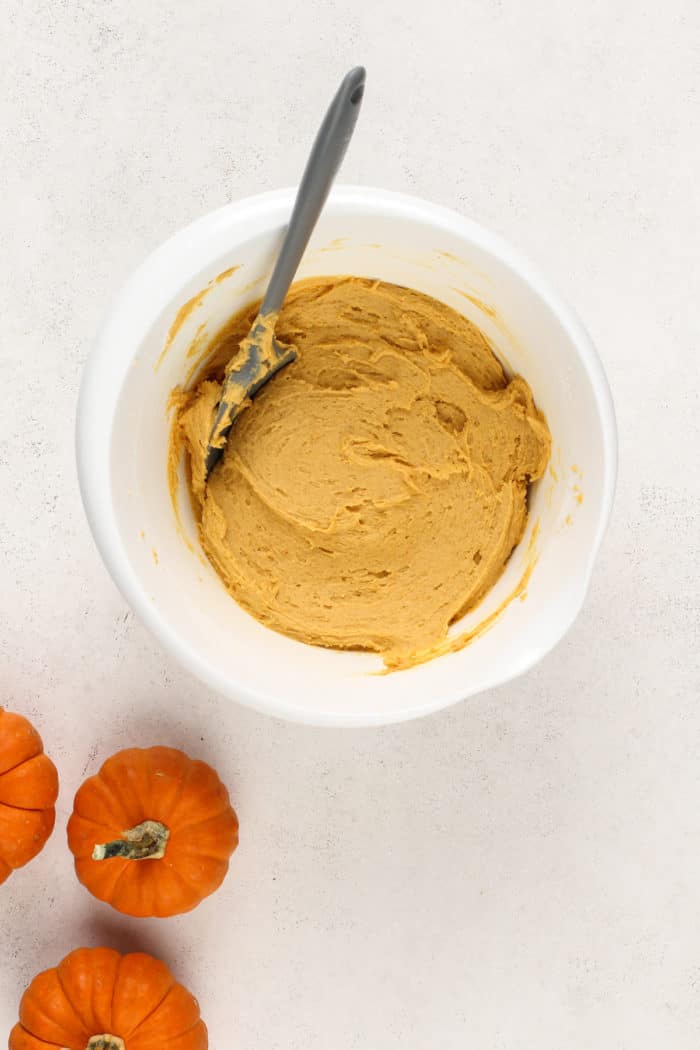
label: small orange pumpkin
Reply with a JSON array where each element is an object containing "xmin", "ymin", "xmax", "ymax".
[
  {"xmin": 67, "ymin": 746, "xmax": 238, "ymax": 917},
  {"xmin": 0, "ymin": 708, "xmax": 59, "ymax": 884},
  {"xmin": 9, "ymin": 946, "xmax": 208, "ymax": 1050}
]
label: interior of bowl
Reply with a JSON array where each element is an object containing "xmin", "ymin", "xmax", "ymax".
[{"xmin": 93, "ymin": 188, "xmax": 613, "ymax": 725}]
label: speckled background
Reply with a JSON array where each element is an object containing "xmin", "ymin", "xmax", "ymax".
[{"xmin": 1, "ymin": 1, "xmax": 699, "ymax": 1046}]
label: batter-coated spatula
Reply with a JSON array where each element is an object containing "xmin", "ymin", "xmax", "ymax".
[{"xmin": 204, "ymin": 66, "xmax": 366, "ymax": 478}]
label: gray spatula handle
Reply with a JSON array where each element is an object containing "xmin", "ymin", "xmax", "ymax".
[{"xmin": 260, "ymin": 66, "xmax": 366, "ymax": 316}]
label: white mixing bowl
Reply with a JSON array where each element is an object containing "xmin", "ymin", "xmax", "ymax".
[{"xmin": 77, "ymin": 187, "xmax": 617, "ymax": 726}]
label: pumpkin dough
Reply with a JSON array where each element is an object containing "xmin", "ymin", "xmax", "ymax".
[{"xmin": 172, "ymin": 277, "xmax": 551, "ymax": 666}]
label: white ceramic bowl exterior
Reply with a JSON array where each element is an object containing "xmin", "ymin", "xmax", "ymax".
[{"xmin": 77, "ymin": 187, "xmax": 616, "ymax": 726}]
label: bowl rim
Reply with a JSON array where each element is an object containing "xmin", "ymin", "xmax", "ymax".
[{"xmin": 76, "ymin": 185, "xmax": 618, "ymax": 726}]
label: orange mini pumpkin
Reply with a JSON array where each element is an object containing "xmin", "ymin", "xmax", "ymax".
[
  {"xmin": 9, "ymin": 945, "xmax": 208, "ymax": 1050},
  {"xmin": 67, "ymin": 745, "xmax": 238, "ymax": 917},
  {"xmin": 0, "ymin": 708, "xmax": 59, "ymax": 884}
]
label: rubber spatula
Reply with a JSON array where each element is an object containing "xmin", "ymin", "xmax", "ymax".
[{"xmin": 204, "ymin": 66, "xmax": 366, "ymax": 478}]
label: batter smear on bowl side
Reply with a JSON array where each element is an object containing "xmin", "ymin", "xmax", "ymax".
[{"xmin": 170, "ymin": 277, "xmax": 551, "ymax": 668}]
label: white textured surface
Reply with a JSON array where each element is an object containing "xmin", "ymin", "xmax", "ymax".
[{"xmin": 1, "ymin": 0, "xmax": 698, "ymax": 1046}]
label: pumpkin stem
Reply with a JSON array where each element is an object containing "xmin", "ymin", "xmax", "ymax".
[
  {"xmin": 92, "ymin": 819, "xmax": 170, "ymax": 861},
  {"xmin": 86, "ymin": 1036, "xmax": 125, "ymax": 1050}
]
